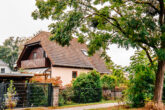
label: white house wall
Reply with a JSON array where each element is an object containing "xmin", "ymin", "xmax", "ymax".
[
  {"xmin": 0, "ymin": 65, "xmax": 11, "ymax": 73},
  {"xmin": 51, "ymin": 67, "xmax": 91, "ymax": 85}
]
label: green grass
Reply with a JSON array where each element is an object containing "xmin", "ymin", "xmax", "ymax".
[
  {"xmin": 16, "ymin": 100, "xmax": 117, "ymax": 110},
  {"xmin": 56, "ymin": 100, "xmax": 117, "ymax": 109}
]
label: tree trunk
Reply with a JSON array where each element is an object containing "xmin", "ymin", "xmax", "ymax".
[{"xmin": 154, "ymin": 60, "xmax": 165, "ymax": 103}]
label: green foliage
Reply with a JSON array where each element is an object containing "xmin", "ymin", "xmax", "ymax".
[
  {"xmin": 0, "ymin": 37, "xmax": 25, "ymax": 70},
  {"xmin": 72, "ymin": 70, "xmax": 102, "ymax": 103},
  {"xmin": 106, "ymin": 59, "xmax": 127, "ymax": 85},
  {"xmin": 59, "ymin": 94, "xmax": 65, "ymax": 106},
  {"xmin": 29, "ymin": 84, "xmax": 48, "ymax": 106},
  {"xmin": 59, "ymin": 87, "xmax": 74, "ymax": 106},
  {"xmin": 125, "ymin": 64, "xmax": 155, "ymax": 107},
  {"xmin": 5, "ymin": 80, "xmax": 18, "ymax": 109},
  {"xmin": 125, "ymin": 50, "xmax": 155, "ymax": 107},
  {"xmin": 32, "ymin": 0, "xmax": 165, "ymax": 103},
  {"xmin": 101, "ymin": 74, "xmax": 117, "ymax": 89},
  {"xmin": 31, "ymin": 0, "xmax": 161, "ymax": 56}
]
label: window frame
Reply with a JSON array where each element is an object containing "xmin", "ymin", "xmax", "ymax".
[
  {"xmin": 72, "ymin": 71, "xmax": 78, "ymax": 78},
  {"xmin": 1, "ymin": 68, "xmax": 5, "ymax": 73},
  {"xmin": 33, "ymin": 52, "xmax": 37, "ymax": 59},
  {"xmin": 43, "ymin": 51, "xmax": 47, "ymax": 58}
]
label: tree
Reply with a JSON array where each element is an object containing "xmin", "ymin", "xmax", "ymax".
[
  {"xmin": 32, "ymin": 0, "xmax": 165, "ymax": 105},
  {"xmin": 101, "ymin": 74, "xmax": 117, "ymax": 89},
  {"xmin": 107, "ymin": 62, "xmax": 127, "ymax": 84},
  {"xmin": 126, "ymin": 50, "xmax": 155, "ymax": 107},
  {"xmin": 0, "ymin": 37, "xmax": 27, "ymax": 70}
]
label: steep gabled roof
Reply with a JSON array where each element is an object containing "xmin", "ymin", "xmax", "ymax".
[{"xmin": 18, "ymin": 31, "xmax": 110, "ymax": 73}]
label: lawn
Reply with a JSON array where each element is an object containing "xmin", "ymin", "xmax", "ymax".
[
  {"xmin": 89, "ymin": 105, "xmax": 165, "ymax": 110},
  {"xmin": 88, "ymin": 105, "xmax": 145, "ymax": 110},
  {"xmin": 56, "ymin": 100, "xmax": 117, "ymax": 108},
  {"xmin": 19, "ymin": 100, "xmax": 117, "ymax": 110}
]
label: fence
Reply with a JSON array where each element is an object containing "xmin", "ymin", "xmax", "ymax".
[
  {"xmin": 0, "ymin": 83, "xmax": 56, "ymax": 109},
  {"xmin": 59, "ymin": 87, "xmax": 124, "ymax": 105}
]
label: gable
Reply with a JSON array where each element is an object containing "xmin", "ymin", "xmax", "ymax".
[{"xmin": 17, "ymin": 31, "xmax": 110, "ymax": 73}]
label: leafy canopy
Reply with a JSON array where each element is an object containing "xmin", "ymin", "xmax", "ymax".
[
  {"xmin": 0, "ymin": 37, "xmax": 22, "ymax": 70},
  {"xmin": 0, "ymin": 37, "xmax": 29, "ymax": 70},
  {"xmin": 32, "ymin": 0, "xmax": 163, "ymax": 62}
]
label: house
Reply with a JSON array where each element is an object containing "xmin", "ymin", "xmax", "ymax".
[
  {"xmin": 17, "ymin": 31, "xmax": 109, "ymax": 85},
  {"xmin": 0, "ymin": 59, "xmax": 11, "ymax": 73},
  {"xmin": 0, "ymin": 59, "xmax": 33, "ymax": 83}
]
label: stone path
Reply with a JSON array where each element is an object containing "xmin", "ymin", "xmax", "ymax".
[{"xmin": 55, "ymin": 102, "xmax": 122, "ymax": 110}]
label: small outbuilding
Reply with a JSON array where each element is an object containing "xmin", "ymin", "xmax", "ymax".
[{"xmin": 0, "ymin": 59, "xmax": 33, "ymax": 83}]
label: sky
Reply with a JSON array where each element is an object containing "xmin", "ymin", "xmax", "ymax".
[{"xmin": 0, "ymin": 0, "xmax": 135, "ymax": 67}]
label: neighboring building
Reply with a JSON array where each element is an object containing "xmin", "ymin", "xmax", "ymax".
[
  {"xmin": 17, "ymin": 31, "xmax": 109, "ymax": 85},
  {"xmin": 0, "ymin": 59, "xmax": 33, "ymax": 83},
  {"xmin": 0, "ymin": 59, "xmax": 12, "ymax": 73}
]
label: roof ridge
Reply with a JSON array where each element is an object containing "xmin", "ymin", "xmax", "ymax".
[{"xmin": 25, "ymin": 31, "xmax": 50, "ymax": 45}]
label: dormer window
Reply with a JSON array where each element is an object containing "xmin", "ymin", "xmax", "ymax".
[
  {"xmin": 81, "ymin": 49, "xmax": 88, "ymax": 56},
  {"xmin": 33, "ymin": 52, "xmax": 37, "ymax": 59}
]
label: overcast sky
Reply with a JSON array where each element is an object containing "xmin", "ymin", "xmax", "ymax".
[{"xmin": 0, "ymin": 0, "xmax": 135, "ymax": 67}]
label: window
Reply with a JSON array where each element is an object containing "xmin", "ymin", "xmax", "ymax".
[
  {"xmin": 33, "ymin": 52, "xmax": 37, "ymax": 59},
  {"xmin": 1, "ymin": 68, "xmax": 5, "ymax": 73},
  {"xmin": 43, "ymin": 51, "xmax": 47, "ymax": 58},
  {"xmin": 72, "ymin": 71, "xmax": 77, "ymax": 78},
  {"xmin": 81, "ymin": 49, "xmax": 88, "ymax": 56}
]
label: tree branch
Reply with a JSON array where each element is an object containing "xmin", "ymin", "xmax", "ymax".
[
  {"xmin": 139, "ymin": 44, "xmax": 153, "ymax": 64},
  {"xmin": 134, "ymin": 1, "xmax": 160, "ymax": 14}
]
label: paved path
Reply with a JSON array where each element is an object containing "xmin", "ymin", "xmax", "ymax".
[{"xmin": 55, "ymin": 103, "xmax": 121, "ymax": 110}]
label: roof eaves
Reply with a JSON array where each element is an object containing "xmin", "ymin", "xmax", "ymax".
[
  {"xmin": 25, "ymin": 41, "xmax": 41, "ymax": 47},
  {"xmin": 53, "ymin": 64, "xmax": 93, "ymax": 70}
]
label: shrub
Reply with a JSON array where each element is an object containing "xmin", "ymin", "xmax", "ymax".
[
  {"xmin": 101, "ymin": 74, "xmax": 117, "ymax": 89},
  {"xmin": 58, "ymin": 94, "xmax": 65, "ymax": 106},
  {"xmin": 5, "ymin": 80, "xmax": 18, "ymax": 109},
  {"xmin": 72, "ymin": 70, "xmax": 102, "ymax": 103},
  {"xmin": 29, "ymin": 84, "xmax": 48, "ymax": 106},
  {"xmin": 125, "ymin": 65, "xmax": 155, "ymax": 107},
  {"xmin": 58, "ymin": 86, "xmax": 74, "ymax": 106},
  {"xmin": 101, "ymin": 75, "xmax": 117, "ymax": 100}
]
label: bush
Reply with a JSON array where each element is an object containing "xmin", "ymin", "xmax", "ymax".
[
  {"xmin": 72, "ymin": 70, "xmax": 102, "ymax": 103},
  {"xmin": 101, "ymin": 74, "xmax": 117, "ymax": 89},
  {"xmin": 125, "ymin": 65, "xmax": 155, "ymax": 107},
  {"xmin": 58, "ymin": 86, "xmax": 74, "ymax": 106},
  {"xmin": 5, "ymin": 80, "xmax": 18, "ymax": 109},
  {"xmin": 58, "ymin": 94, "xmax": 65, "ymax": 106},
  {"xmin": 101, "ymin": 75, "xmax": 117, "ymax": 100},
  {"xmin": 29, "ymin": 84, "xmax": 48, "ymax": 106}
]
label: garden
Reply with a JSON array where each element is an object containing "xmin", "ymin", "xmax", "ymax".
[
  {"xmin": 2, "ymin": 50, "xmax": 165, "ymax": 110},
  {"xmin": 58, "ymin": 66, "xmax": 126, "ymax": 107},
  {"xmin": 57, "ymin": 50, "xmax": 165, "ymax": 110}
]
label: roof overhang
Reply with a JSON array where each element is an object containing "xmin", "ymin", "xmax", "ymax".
[
  {"xmin": 23, "ymin": 68, "xmax": 49, "ymax": 74},
  {"xmin": 25, "ymin": 41, "xmax": 40, "ymax": 47},
  {"xmin": 0, "ymin": 73, "xmax": 34, "ymax": 78},
  {"xmin": 53, "ymin": 65, "xmax": 93, "ymax": 70}
]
